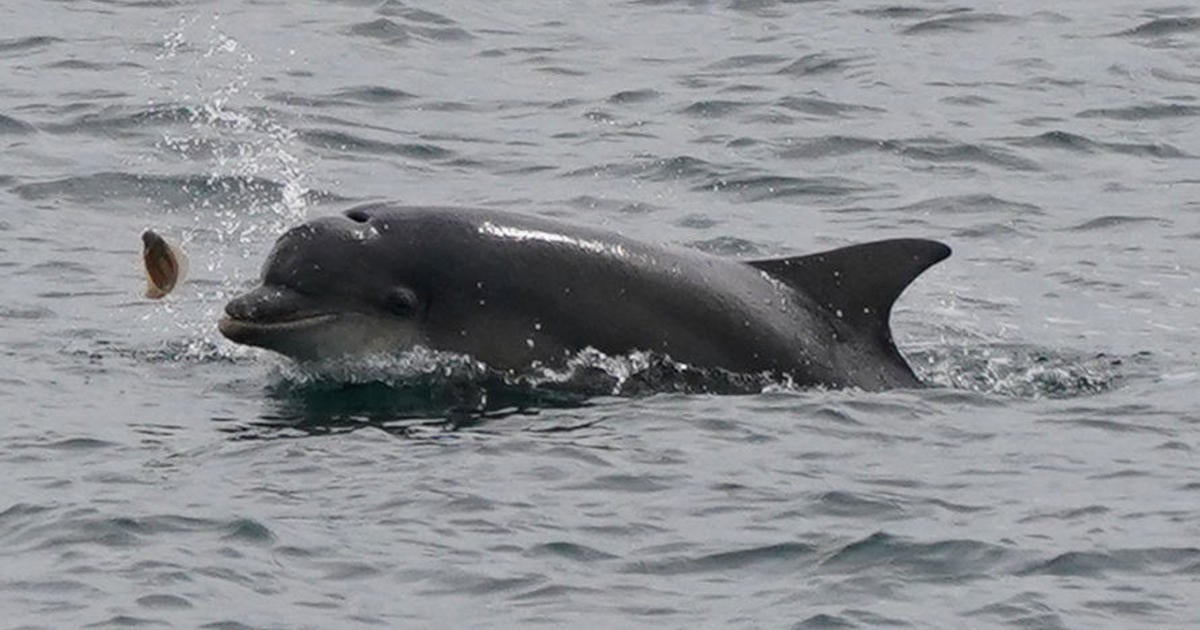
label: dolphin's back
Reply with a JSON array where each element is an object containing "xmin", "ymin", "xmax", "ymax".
[
  {"xmin": 386, "ymin": 207, "xmax": 816, "ymax": 378},
  {"xmin": 362, "ymin": 206, "xmax": 948, "ymax": 390}
]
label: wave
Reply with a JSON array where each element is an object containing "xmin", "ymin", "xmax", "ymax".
[
  {"xmin": 780, "ymin": 136, "xmax": 1041, "ymax": 170},
  {"xmin": 296, "ymin": 129, "xmax": 454, "ymax": 160},
  {"xmin": 1064, "ymin": 215, "xmax": 1172, "ymax": 232},
  {"xmin": 563, "ymin": 154, "xmax": 724, "ymax": 182},
  {"xmin": 1007, "ymin": 130, "xmax": 1191, "ymax": 158},
  {"xmin": 777, "ymin": 54, "xmax": 862, "ymax": 77},
  {"xmin": 1078, "ymin": 103, "xmax": 1200, "ymax": 120},
  {"xmin": 885, "ymin": 193, "xmax": 1044, "ymax": 216},
  {"xmin": 0, "ymin": 112, "xmax": 36, "ymax": 135},
  {"xmin": 1018, "ymin": 547, "xmax": 1200, "ymax": 577},
  {"xmin": 679, "ymin": 99, "xmax": 753, "ymax": 118},
  {"xmin": 855, "ymin": 7, "xmax": 965, "ymax": 20},
  {"xmin": 624, "ymin": 542, "xmax": 818, "ymax": 575},
  {"xmin": 606, "ymin": 89, "xmax": 661, "ymax": 105},
  {"xmin": 0, "ymin": 36, "xmax": 61, "ymax": 55},
  {"xmin": 821, "ymin": 531, "xmax": 1016, "ymax": 580},
  {"xmin": 41, "ymin": 102, "xmax": 301, "ymax": 140},
  {"xmin": 11, "ymin": 172, "xmax": 341, "ymax": 208},
  {"xmin": 697, "ymin": 174, "xmax": 870, "ymax": 202},
  {"xmin": 902, "ymin": 13, "xmax": 1021, "ymax": 35},
  {"xmin": 704, "ymin": 54, "xmax": 791, "ymax": 71},
  {"xmin": 1114, "ymin": 17, "xmax": 1200, "ymax": 38},
  {"xmin": 344, "ymin": 17, "xmax": 473, "ymax": 46},
  {"xmin": 775, "ymin": 95, "xmax": 884, "ymax": 117}
]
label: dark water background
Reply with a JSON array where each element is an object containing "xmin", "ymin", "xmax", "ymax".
[{"xmin": 3, "ymin": 1, "xmax": 1199, "ymax": 628}]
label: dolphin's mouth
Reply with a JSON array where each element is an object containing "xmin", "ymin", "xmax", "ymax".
[
  {"xmin": 218, "ymin": 284, "xmax": 339, "ymax": 347},
  {"xmin": 218, "ymin": 312, "xmax": 339, "ymax": 341}
]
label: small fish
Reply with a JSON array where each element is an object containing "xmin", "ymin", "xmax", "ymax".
[{"xmin": 142, "ymin": 229, "xmax": 188, "ymax": 299}]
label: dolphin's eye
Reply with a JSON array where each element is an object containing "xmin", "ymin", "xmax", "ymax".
[{"xmin": 385, "ymin": 287, "xmax": 419, "ymax": 317}]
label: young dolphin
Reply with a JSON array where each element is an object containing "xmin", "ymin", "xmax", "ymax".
[{"xmin": 219, "ymin": 204, "xmax": 949, "ymax": 390}]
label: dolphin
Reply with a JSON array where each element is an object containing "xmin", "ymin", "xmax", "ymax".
[{"xmin": 219, "ymin": 204, "xmax": 949, "ymax": 390}]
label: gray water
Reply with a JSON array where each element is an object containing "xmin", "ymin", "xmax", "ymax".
[{"xmin": 2, "ymin": 0, "xmax": 1199, "ymax": 627}]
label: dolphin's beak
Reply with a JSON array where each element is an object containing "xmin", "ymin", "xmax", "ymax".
[{"xmin": 218, "ymin": 285, "xmax": 338, "ymax": 347}]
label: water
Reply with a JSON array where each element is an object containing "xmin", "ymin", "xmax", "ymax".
[{"xmin": 2, "ymin": 0, "xmax": 1199, "ymax": 627}]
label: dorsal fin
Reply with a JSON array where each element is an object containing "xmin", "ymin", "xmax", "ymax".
[{"xmin": 748, "ymin": 238, "xmax": 950, "ymax": 343}]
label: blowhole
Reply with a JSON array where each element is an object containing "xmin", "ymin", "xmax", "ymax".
[{"xmin": 346, "ymin": 209, "xmax": 371, "ymax": 223}]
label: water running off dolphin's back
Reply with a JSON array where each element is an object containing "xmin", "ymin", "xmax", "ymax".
[{"xmin": 219, "ymin": 204, "xmax": 950, "ymax": 390}]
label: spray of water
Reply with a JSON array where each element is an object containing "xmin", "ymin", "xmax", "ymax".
[{"xmin": 140, "ymin": 12, "xmax": 318, "ymax": 359}]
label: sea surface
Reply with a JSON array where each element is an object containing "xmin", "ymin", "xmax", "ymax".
[{"xmin": 2, "ymin": 0, "xmax": 1199, "ymax": 628}]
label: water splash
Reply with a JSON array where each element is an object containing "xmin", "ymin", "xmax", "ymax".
[
  {"xmin": 146, "ymin": 12, "xmax": 313, "ymax": 255},
  {"xmin": 135, "ymin": 12, "xmax": 321, "ymax": 351},
  {"xmin": 910, "ymin": 344, "xmax": 1132, "ymax": 398}
]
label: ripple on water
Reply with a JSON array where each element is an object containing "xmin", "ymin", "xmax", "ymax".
[
  {"xmin": 13, "ymin": 512, "xmax": 278, "ymax": 562},
  {"xmin": 704, "ymin": 54, "xmax": 791, "ymax": 71},
  {"xmin": 563, "ymin": 154, "xmax": 720, "ymax": 182},
  {"xmin": 699, "ymin": 174, "xmax": 871, "ymax": 203},
  {"xmin": 11, "ymin": 172, "xmax": 339, "ymax": 209},
  {"xmin": 136, "ymin": 594, "xmax": 192, "ymax": 610},
  {"xmin": 902, "ymin": 12, "xmax": 1021, "ymax": 35},
  {"xmin": 781, "ymin": 135, "xmax": 1041, "ymax": 170},
  {"xmin": 777, "ymin": 54, "xmax": 862, "ymax": 77},
  {"xmin": 376, "ymin": 1, "xmax": 457, "ymax": 25},
  {"xmin": 44, "ymin": 104, "xmax": 208, "ymax": 137},
  {"xmin": 345, "ymin": 18, "xmax": 413, "ymax": 46},
  {"xmin": 1007, "ymin": 130, "xmax": 1191, "ymax": 158},
  {"xmin": 0, "ymin": 113, "xmax": 36, "ymax": 135},
  {"xmin": 606, "ymin": 89, "xmax": 661, "ymax": 105},
  {"xmin": 345, "ymin": 16, "xmax": 472, "ymax": 46},
  {"xmin": 0, "ymin": 305, "xmax": 55, "ymax": 320},
  {"xmin": 296, "ymin": 129, "xmax": 454, "ymax": 160},
  {"xmin": 811, "ymin": 491, "xmax": 907, "ymax": 519},
  {"xmin": 965, "ymin": 593, "xmax": 1066, "ymax": 628},
  {"xmin": 1064, "ymin": 215, "xmax": 1171, "ymax": 231},
  {"xmin": 269, "ymin": 86, "xmax": 419, "ymax": 109},
  {"xmin": 777, "ymin": 135, "xmax": 883, "ymax": 160},
  {"xmin": 889, "ymin": 193, "xmax": 1044, "ymax": 216},
  {"xmin": 679, "ymin": 99, "xmax": 752, "ymax": 118},
  {"xmin": 625, "ymin": 542, "xmax": 818, "ymax": 576},
  {"xmin": 1114, "ymin": 17, "xmax": 1200, "ymax": 38},
  {"xmin": 0, "ymin": 35, "xmax": 62, "ymax": 55},
  {"xmin": 330, "ymin": 85, "xmax": 417, "ymax": 103},
  {"xmin": 198, "ymin": 621, "xmax": 256, "ymax": 630},
  {"xmin": 820, "ymin": 532, "xmax": 1019, "ymax": 581},
  {"xmin": 792, "ymin": 613, "xmax": 859, "ymax": 629},
  {"xmin": 526, "ymin": 541, "xmax": 619, "ymax": 562},
  {"xmin": 775, "ymin": 95, "xmax": 885, "ymax": 118},
  {"xmin": 1018, "ymin": 547, "xmax": 1200, "ymax": 578},
  {"xmin": 854, "ymin": 6, "xmax": 964, "ymax": 20},
  {"xmin": 1077, "ymin": 103, "xmax": 1200, "ymax": 120}
]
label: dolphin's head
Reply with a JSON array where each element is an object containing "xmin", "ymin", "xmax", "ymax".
[{"xmin": 219, "ymin": 207, "xmax": 428, "ymax": 361}]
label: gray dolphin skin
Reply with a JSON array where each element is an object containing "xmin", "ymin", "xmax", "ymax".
[{"xmin": 219, "ymin": 204, "xmax": 950, "ymax": 390}]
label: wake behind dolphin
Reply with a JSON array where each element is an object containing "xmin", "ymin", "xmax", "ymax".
[{"xmin": 219, "ymin": 204, "xmax": 949, "ymax": 391}]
